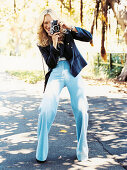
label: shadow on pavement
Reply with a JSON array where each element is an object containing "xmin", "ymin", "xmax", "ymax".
[
  {"xmin": 88, "ymin": 96, "xmax": 127, "ymax": 169},
  {"xmin": 0, "ymin": 86, "xmax": 126, "ymax": 169}
]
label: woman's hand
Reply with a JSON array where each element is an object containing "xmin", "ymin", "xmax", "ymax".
[
  {"xmin": 51, "ymin": 32, "xmax": 60, "ymax": 49},
  {"xmin": 59, "ymin": 21, "xmax": 77, "ymax": 32},
  {"xmin": 59, "ymin": 22, "xmax": 69, "ymax": 30}
]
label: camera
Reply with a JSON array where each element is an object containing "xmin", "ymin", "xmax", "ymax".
[{"xmin": 50, "ymin": 20, "xmax": 60, "ymax": 35}]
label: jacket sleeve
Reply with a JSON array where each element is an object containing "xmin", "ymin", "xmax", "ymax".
[
  {"xmin": 71, "ymin": 27, "xmax": 92, "ymax": 42},
  {"xmin": 38, "ymin": 44, "xmax": 60, "ymax": 69}
]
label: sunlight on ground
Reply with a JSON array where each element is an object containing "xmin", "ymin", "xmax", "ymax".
[
  {"xmin": 0, "ymin": 156, "xmax": 6, "ymax": 164},
  {"xmin": 53, "ymin": 123, "xmax": 70, "ymax": 129},
  {"xmin": 2, "ymin": 132, "xmax": 36, "ymax": 144},
  {"xmin": 68, "ymin": 157, "xmax": 121, "ymax": 170},
  {"xmin": 7, "ymin": 149, "xmax": 34, "ymax": 155}
]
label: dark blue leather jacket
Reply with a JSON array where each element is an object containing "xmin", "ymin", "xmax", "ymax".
[{"xmin": 38, "ymin": 27, "xmax": 92, "ymax": 90}]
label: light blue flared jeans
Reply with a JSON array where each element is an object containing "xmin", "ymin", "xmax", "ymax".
[{"xmin": 36, "ymin": 60, "xmax": 89, "ymax": 161}]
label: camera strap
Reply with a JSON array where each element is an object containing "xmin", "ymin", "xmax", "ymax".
[{"xmin": 42, "ymin": 56, "xmax": 46, "ymax": 77}]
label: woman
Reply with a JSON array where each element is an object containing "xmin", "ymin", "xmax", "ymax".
[{"xmin": 36, "ymin": 8, "xmax": 92, "ymax": 162}]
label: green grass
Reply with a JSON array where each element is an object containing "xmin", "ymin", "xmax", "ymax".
[{"xmin": 6, "ymin": 70, "xmax": 45, "ymax": 84}]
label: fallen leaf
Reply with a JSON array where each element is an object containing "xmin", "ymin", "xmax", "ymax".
[{"xmin": 59, "ymin": 130, "xmax": 67, "ymax": 133}]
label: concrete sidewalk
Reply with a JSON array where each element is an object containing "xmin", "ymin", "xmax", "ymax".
[{"xmin": 0, "ymin": 71, "xmax": 127, "ymax": 170}]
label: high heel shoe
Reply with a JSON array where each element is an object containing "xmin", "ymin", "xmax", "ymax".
[{"xmin": 36, "ymin": 159, "xmax": 46, "ymax": 163}]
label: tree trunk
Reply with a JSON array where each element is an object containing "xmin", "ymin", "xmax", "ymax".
[
  {"xmin": 117, "ymin": 54, "xmax": 127, "ymax": 81},
  {"xmin": 46, "ymin": 0, "xmax": 49, "ymax": 6},
  {"xmin": 109, "ymin": 0, "xmax": 127, "ymax": 81},
  {"xmin": 80, "ymin": 0, "xmax": 83, "ymax": 27},
  {"xmin": 69, "ymin": 0, "xmax": 72, "ymax": 16},
  {"xmin": 14, "ymin": 0, "xmax": 16, "ymax": 14},
  {"xmin": 60, "ymin": 3, "xmax": 62, "ymax": 16},
  {"xmin": 109, "ymin": 0, "xmax": 127, "ymax": 43}
]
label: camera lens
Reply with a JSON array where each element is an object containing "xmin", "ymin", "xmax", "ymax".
[{"xmin": 54, "ymin": 26, "xmax": 59, "ymax": 31}]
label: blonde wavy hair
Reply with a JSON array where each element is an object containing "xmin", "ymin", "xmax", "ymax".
[{"xmin": 37, "ymin": 9, "xmax": 65, "ymax": 47}]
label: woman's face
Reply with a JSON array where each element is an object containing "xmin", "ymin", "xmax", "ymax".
[{"xmin": 43, "ymin": 14, "xmax": 53, "ymax": 35}]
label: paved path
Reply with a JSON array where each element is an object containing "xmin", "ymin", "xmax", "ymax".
[{"xmin": 0, "ymin": 71, "xmax": 127, "ymax": 170}]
